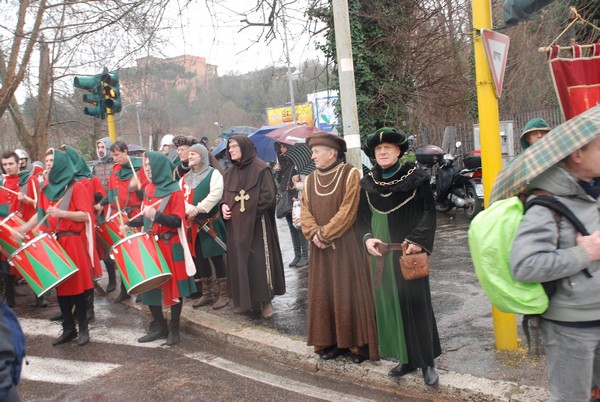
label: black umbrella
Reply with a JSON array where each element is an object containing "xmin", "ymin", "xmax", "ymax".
[{"xmin": 285, "ymin": 143, "xmax": 315, "ymax": 176}]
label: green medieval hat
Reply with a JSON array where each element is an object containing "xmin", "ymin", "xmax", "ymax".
[
  {"xmin": 520, "ymin": 118, "xmax": 552, "ymax": 149},
  {"xmin": 363, "ymin": 127, "xmax": 409, "ymax": 158},
  {"xmin": 44, "ymin": 149, "xmax": 76, "ymax": 201}
]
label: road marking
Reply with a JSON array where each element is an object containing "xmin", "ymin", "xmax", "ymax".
[
  {"xmin": 21, "ymin": 356, "xmax": 120, "ymax": 385},
  {"xmin": 184, "ymin": 352, "xmax": 377, "ymax": 402},
  {"xmin": 19, "ymin": 318, "xmax": 166, "ymax": 348}
]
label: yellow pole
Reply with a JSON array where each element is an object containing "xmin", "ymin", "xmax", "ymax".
[
  {"xmin": 106, "ymin": 112, "xmax": 117, "ymax": 142},
  {"xmin": 472, "ymin": 0, "xmax": 519, "ymax": 350}
]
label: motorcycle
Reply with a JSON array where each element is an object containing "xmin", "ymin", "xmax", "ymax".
[{"xmin": 416, "ymin": 142, "xmax": 484, "ymax": 219}]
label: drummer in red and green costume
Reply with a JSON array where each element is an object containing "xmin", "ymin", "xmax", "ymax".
[
  {"xmin": 1, "ymin": 150, "xmax": 40, "ymax": 307},
  {"xmin": 62, "ymin": 145, "xmax": 103, "ymax": 321},
  {"xmin": 181, "ymin": 143, "xmax": 229, "ymax": 310},
  {"xmin": 122, "ymin": 151, "xmax": 196, "ymax": 346},
  {"xmin": 99, "ymin": 140, "xmax": 149, "ymax": 303},
  {"xmin": 18, "ymin": 149, "xmax": 95, "ymax": 346}
]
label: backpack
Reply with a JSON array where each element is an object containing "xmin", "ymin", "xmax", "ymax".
[
  {"xmin": 468, "ymin": 194, "xmax": 591, "ymax": 316},
  {"xmin": 0, "ymin": 301, "xmax": 26, "ymax": 385}
]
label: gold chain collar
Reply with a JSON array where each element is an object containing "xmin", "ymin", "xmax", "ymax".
[{"xmin": 368, "ymin": 166, "xmax": 418, "ymax": 186}]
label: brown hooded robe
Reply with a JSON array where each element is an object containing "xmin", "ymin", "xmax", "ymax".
[{"xmin": 222, "ymin": 136, "xmax": 285, "ymax": 311}]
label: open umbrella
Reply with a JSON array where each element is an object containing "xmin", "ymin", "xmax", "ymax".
[
  {"xmin": 490, "ymin": 104, "xmax": 600, "ymax": 203},
  {"xmin": 265, "ymin": 124, "xmax": 320, "ymax": 145},
  {"xmin": 247, "ymin": 125, "xmax": 286, "ymax": 163},
  {"xmin": 285, "ymin": 143, "xmax": 315, "ymax": 176}
]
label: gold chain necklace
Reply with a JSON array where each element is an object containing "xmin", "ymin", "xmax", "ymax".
[
  {"xmin": 367, "ymin": 189, "xmax": 417, "ymax": 214},
  {"xmin": 313, "ymin": 164, "xmax": 350, "ymax": 196},
  {"xmin": 368, "ymin": 166, "xmax": 418, "ymax": 186},
  {"xmin": 315, "ymin": 163, "xmax": 343, "ymax": 188}
]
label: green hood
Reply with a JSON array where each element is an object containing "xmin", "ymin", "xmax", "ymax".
[
  {"xmin": 116, "ymin": 156, "xmax": 143, "ymax": 180},
  {"xmin": 145, "ymin": 151, "xmax": 179, "ymax": 197},
  {"xmin": 43, "ymin": 149, "xmax": 76, "ymax": 201},
  {"xmin": 63, "ymin": 145, "xmax": 92, "ymax": 180}
]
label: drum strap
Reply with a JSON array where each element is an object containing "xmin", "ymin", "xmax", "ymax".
[{"xmin": 54, "ymin": 184, "xmax": 75, "ymax": 232}]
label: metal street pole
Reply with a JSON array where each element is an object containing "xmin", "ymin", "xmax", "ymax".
[
  {"xmin": 135, "ymin": 103, "xmax": 142, "ymax": 148},
  {"xmin": 331, "ymin": 0, "xmax": 361, "ymax": 173},
  {"xmin": 472, "ymin": 0, "xmax": 518, "ymax": 351},
  {"xmin": 282, "ymin": 5, "xmax": 297, "ymax": 124}
]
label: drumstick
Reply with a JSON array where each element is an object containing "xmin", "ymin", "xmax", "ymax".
[
  {"xmin": 0, "ymin": 222, "xmax": 24, "ymax": 241},
  {"xmin": 127, "ymin": 156, "xmax": 140, "ymax": 184},
  {"xmin": 0, "ymin": 186, "xmax": 20, "ymax": 196},
  {"xmin": 115, "ymin": 196, "xmax": 124, "ymax": 226},
  {"xmin": 32, "ymin": 193, "xmax": 66, "ymax": 232},
  {"xmin": 127, "ymin": 200, "xmax": 161, "ymax": 222}
]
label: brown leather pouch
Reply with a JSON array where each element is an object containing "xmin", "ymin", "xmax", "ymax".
[{"xmin": 399, "ymin": 242, "xmax": 429, "ymax": 280}]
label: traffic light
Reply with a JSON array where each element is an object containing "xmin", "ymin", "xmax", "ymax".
[
  {"xmin": 503, "ymin": 0, "xmax": 555, "ymax": 25},
  {"xmin": 101, "ymin": 71, "xmax": 122, "ymax": 113},
  {"xmin": 74, "ymin": 75, "xmax": 106, "ymax": 119}
]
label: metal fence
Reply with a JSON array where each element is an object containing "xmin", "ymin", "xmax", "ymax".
[{"xmin": 416, "ymin": 107, "xmax": 563, "ymax": 155}]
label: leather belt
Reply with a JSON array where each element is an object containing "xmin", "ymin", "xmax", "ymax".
[
  {"xmin": 155, "ymin": 231, "xmax": 177, "ymax": 241},
  {"xmin": 374, "ymin": 243, "xmax": 404, "ymax": 288},
  {"xmin": 55, "ymin": 231, "xmax": 81, "ymax": 239}
]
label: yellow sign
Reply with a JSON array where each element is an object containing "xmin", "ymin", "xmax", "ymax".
[{"xmin": 267, "ymin": 104, "xmax": 313, "ymax": 126}]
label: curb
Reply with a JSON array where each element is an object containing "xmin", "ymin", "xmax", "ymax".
[{"xmin": 95, "ymin": 280, "xmax": 549, "ymax": 401}]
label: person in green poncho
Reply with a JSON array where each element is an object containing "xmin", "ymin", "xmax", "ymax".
[{"xmin": 358, "ymin": 128, "xmax": 441, "ymax": 386}]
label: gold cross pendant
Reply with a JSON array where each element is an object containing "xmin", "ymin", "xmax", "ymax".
[{"xmin": 234, "ymin": 189, "xmax": 250, "ymax": 212}]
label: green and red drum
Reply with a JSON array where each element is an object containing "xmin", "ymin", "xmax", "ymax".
[
  {"xmin": 0, "ymin": 212, "xmax": 38, "ymax": 258},
  {"xmin": 8, "ymin": 233, "xmax": 79, "ymax": 297},
  {"xmin": 110, "ymin": 232, "xmax": 171, "ymax": 295},
  {"xmin": 96, "ymin": 212, "xmax": 129, "ymax": 250}
]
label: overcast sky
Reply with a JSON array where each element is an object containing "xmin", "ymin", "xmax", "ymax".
[{"xmin": 163, "ymin": 1, "xmax": 325, "ymax": 75}]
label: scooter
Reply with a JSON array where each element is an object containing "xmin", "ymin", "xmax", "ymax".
[{"xmin": 416, "ymin": 142, "xmax": 484, "ymax": 219}]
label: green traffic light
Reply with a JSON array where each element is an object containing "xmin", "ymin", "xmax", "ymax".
[{"xmin": 503, "ymin": 0, "xmax": 555, "ymax": 25}]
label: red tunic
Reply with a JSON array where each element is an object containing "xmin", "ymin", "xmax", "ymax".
[
  {"xmin": 144, "ymin": 185, "xmax": 190, "ymax": 306},
  {"xmin": 4, "ymin": 174, "xmax": 39, "ymax": 221},
  {"xmin": 38, "ymin": 181, "xmax": 94, "ymax": 296},
  {"xmin": 107, "ymin": 164, "xmax": 150, "ymax": 216}
]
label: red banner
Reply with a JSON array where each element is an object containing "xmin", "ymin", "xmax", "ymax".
[{"xmin": 548, "ymin": 44, "xmax": 600, "ymax": 120}]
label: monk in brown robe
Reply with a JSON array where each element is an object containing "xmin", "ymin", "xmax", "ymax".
[
  {"xmin": 300, "ymin": 132, "xmax": 379, "ymax": 363},
  {"xmin": 221, "ymin": 135, "xmax": 285, "ymax": 318}
]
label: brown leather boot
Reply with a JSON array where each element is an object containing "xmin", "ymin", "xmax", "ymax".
[
  {"xmin": 192, "ymin": 278, "xmax": 214, "ymax": 308},
  {"xmin": 212, "ymin": 278, "xmax": 229, "ymax": 310}
]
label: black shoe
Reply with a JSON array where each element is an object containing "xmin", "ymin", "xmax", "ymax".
[
  {"xmin": 422, "ymin": 366, "xmax": 439, "ymax": 386},
  {"xmin": 114, "ymin": 291, "xmax": 131, "ymax": 304},
  {"xmin": 105, "ymin": 281, "xmax": 116, "ymax": 293},
  {"xmin": 49, "ymin": 311, "xmax": 64, "ymax": 322},
  {"xmin": 52, "ymin": 322, "xmax": 77, "ymax": 346},
  {"xmin": 288, "ymin": 255, "xmax": 301, "ymax": 267},
  {"xmin": 322, "ymin": 347, "xmax": 345, "ymax": 360},
  {"xmin": 388, "ymin": 363, "xmax": 416, "ymax": 378},
  {"xmin": 351, "ymin": 354, "xmax": 366, "ymax": 364},
  {"xmin": 135, "ymin": 294, "xmax": 142, "ymax": 303},
  {"xmin": 77, "ymin": 320, "xmax": 90, "ymax": 346},
  {"xmin": 166, "ymin": 321, "xmax": 180, "ymax": 346},
  {"xmin": 295, "ymin": 256, "xmax": 309, "ymax": 267},
  {"xmin": 138, "ymin": 320, "xmax": 168, "ymax": 343}
]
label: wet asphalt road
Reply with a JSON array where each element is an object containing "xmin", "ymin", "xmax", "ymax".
[
  {"xmin": 16, "ymin": 297, "xmax": 432, "ymax": 401},
  {"xmin": 13, "ymin": 208, "xmax": 548, "ymax": 399},
  {"xmin": 265, "ymin": 210, "xmax": 548, "ymax": 389}
]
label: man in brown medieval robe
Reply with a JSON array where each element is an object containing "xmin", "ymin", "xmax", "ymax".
[
  {"xmin": 300, "ymin": 132, "xmax": 379, "ymax": 363},
  {"xmin": 221, "ymin": 135, "xmax": 285, "ymax": 318}
]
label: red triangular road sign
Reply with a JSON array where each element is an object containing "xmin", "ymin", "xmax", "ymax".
[{"xmin": 481, "ymin": 29, "xmax": 510, "ymax": 98}]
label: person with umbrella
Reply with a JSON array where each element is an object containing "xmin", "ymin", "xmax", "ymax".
[
  {"xmin": 273, "ymin": 142, "xmax": 309, "ymax": 268},
  {"xmin": 508, "ymin": 105, "xmax": 600, "ymax": 401}
]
